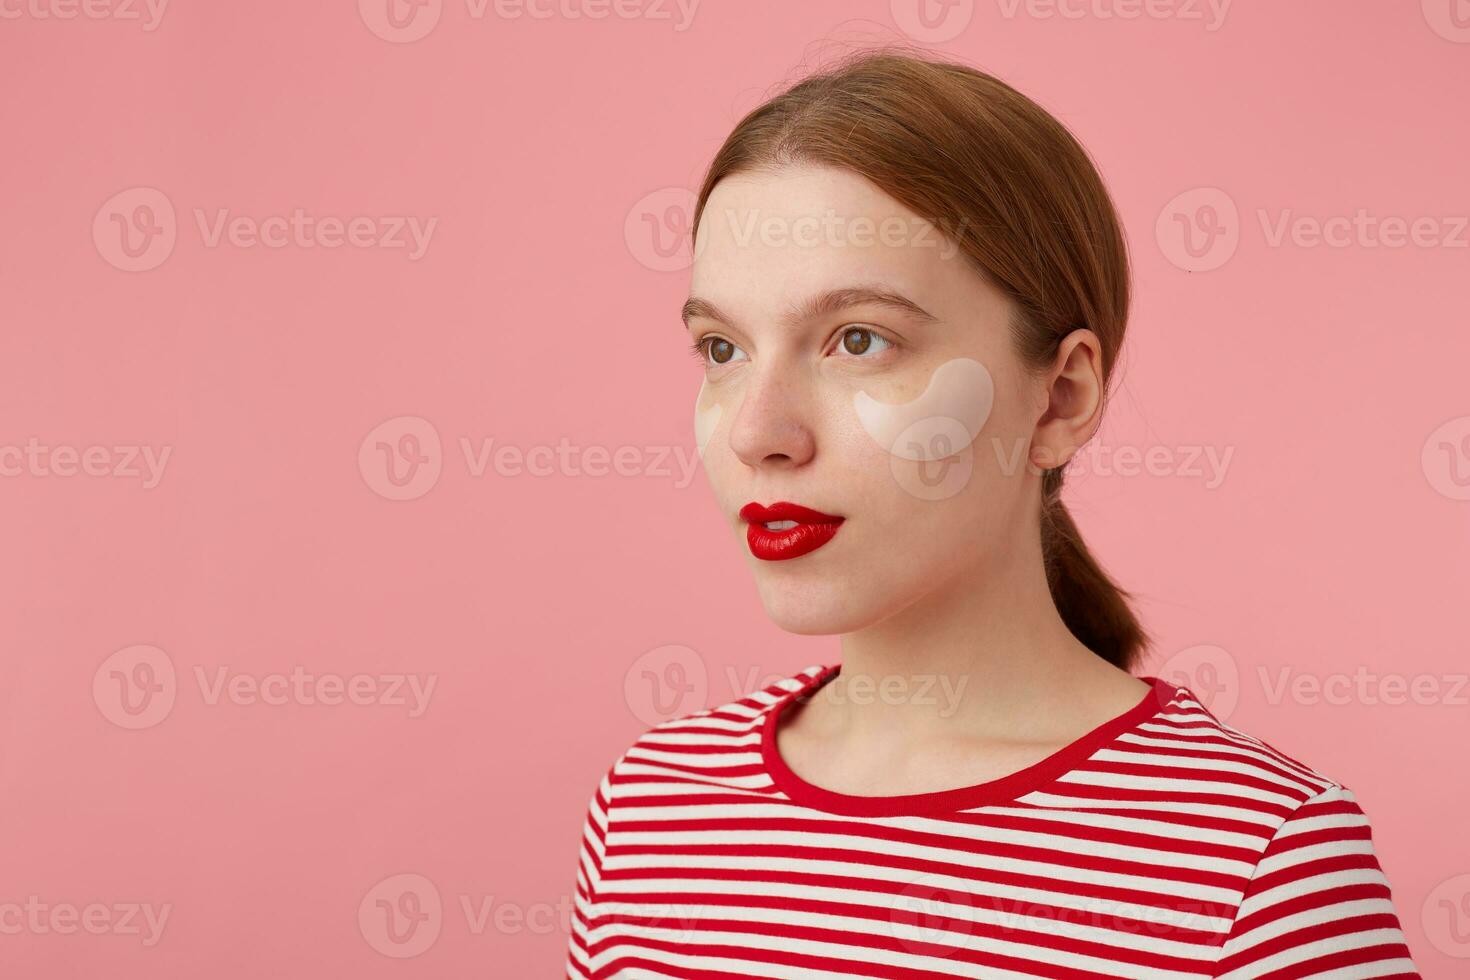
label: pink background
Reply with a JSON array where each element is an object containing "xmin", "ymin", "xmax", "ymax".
[{"xmin": 3, "ymin": 1, "xmax": 1468, "ymax": 975}]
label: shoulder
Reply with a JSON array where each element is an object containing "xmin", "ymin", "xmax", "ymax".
[
  {"xmin": 1138, "ymin": 679, "xmax": 1373, "ymax": 829},
  {"xmin": 598, "ymin": 662, "xmax": 829, "ymax": 799},
  {"xmin": 1156, "ymin": 689, "xmax": 1418, "ymax": 973},
  {"xmin": 1147, "ymin": 679, "xmax": 1349, "ymax": 784}
]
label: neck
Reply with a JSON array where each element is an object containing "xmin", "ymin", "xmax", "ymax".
[{"xmin": 825, "ymin": 529, "xmax": 1136, "ymax": 744}]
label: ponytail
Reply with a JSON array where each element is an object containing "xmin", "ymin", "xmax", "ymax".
[{"xmin": 1040, "ymin": 468, "xmax": 1148, "ymax": 669}]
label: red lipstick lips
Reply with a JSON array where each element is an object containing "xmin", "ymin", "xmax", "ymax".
[{"xmin": 739, "ymin": 501, "xmax": 845, "ymax": 561}]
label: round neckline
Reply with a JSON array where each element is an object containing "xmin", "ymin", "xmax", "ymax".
[{"xmin": 759, "ymin": 663, "xmax": 1181, "ymax": 816}]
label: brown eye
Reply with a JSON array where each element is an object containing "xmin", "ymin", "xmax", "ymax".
[
  {"xmin": 840, "ymin": 327, "xmax": 890, "ymax": 357},
  {"xmin": 695, "ymin": 336, "xmax": 746, "ymax": 367}
]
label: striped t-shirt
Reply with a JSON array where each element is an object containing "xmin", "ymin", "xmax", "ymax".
[{"xmin": 565, "ymin": 663, "xmax": 1418, "ymax": 979}]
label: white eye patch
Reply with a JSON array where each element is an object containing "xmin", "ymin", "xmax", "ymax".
[
  {"xmin": 853, "ymin": 357, "xmax": 994, "ymax": 461},
  {"xmin": 693, "ymin": 381, "xmax": 723, "ymax": 459}
]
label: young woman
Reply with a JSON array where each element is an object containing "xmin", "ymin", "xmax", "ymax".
[{"xmin": 566, "ymin": 50, "xmax": 1417, "ymax": 979}]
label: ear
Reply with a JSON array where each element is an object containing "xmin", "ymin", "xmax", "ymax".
[{"xmin": 1030, "ymin": 329, "xmax": 1104, "ymax": 471}]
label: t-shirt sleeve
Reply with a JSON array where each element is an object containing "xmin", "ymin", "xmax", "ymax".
[
  {"xmin": 1212, "ymin": 784, "xmax": 1419, "ymax": 978},
  {"xmin": 564, "ymin": 758, "xmax": 618, "ymax": 980}
]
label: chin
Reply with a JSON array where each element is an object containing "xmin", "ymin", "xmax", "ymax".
[{"xmin": 752, "ymin": 575, "xmax": 897, "ymax": 636}]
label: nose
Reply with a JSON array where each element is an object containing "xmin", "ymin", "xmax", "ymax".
[{"xmin": 727, "ymin": 361, "xmax": 817, "ymax": 470}]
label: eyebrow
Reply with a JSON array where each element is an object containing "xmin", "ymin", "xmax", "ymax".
[{"xmin": 680, "ymin": 286, "xmax": 937, "ymax": 330}]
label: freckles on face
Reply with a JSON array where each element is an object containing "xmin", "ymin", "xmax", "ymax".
[
  {"xmin": 852, "ymin": 357, "xmax": 995, "ymax": 462},
  {"xmin": 838, "ymin": 356, "xmax": 1000, "ymax": 508}
]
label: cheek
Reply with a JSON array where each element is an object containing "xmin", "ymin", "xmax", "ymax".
[
  {"xmin": 852, "ymin": 358, "xmax": 995, "ymax": 461},
  {"xmin": 841, "ymin": 358, "xmax": 996, "ymax": 503},
  {"xmin": 693, "ymin": 381, "xmax": 749, "ymax": 512},
  {"xmin": 694, "ymin": 379, "xmax": 749, "ymax": 460},
  {"xmin": 693, "ymin": 380, "xmax": 722, "ymax": 459}
]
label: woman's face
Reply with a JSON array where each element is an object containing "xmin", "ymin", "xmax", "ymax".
[{"xmin": 686, "ymin": 163, "xmax": 1056, "ymax": 635}]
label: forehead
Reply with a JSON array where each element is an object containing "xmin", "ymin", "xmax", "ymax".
[{"xmin": 689, "ymin": 164, "xmax": 964, "ymax": 323}]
